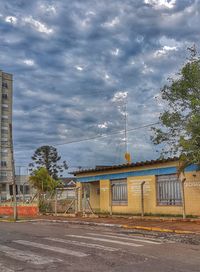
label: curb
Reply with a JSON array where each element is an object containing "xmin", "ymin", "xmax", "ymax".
[
  {"xmin": 12, "ymin": 218, "xmax": 197, "ymax": 234},
  {"xmin": 122, "ymin": 224, "xmax": 195, "ymax": 234}
]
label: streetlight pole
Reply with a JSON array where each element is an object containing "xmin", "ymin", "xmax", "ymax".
[{"xmin": 9, "ymin": 124, "xmax": 17, "ymax": 221}]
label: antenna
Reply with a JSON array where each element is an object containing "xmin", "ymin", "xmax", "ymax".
[{"xmin": 123, "ymin": 93, "xmax": 131, "ymax": 164}]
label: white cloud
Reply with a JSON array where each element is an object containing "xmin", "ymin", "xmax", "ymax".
[
  {"xmin": 5, "ymin": 16, "xmax": 18, "ymax": 25},
  {"xmin": 111, "ymin": 48, "xmax": 120, "ymax": 56},
  {"xmin": 75, "ymin": 65, "xmax": 84, "ymax": 71},
  {"xmin": 102, "ymin": 17, "xmax": 120, "ymax": 28},
  {"xmin": 97, "ymin": 122, "xmax": 109, "ymax": 129},
  {"xmin": 142, "ymin": 63, "xmax": 154, "ymax": 74},
  {"xmin": 144, "ymin": 0, "xmax": 176, "ymax": 9},
  {"xmin": 23, "ymin": 16, "xmax": 53, "ymax": 34},
  {"xmin": 39, "ymin": 4, "xmax": 57, "ymax": 15},
  {"xmin": 23, "ymin": 59, "xmax": 35, "ymax": 66},
  {"xmin": 154, "ymin": 45, "xmax": 177, "ymax": 57}
]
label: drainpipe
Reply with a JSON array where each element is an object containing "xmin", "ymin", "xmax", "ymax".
[{"xmin": 141, "ymin": 181, "xmax": 145, "ymax": 217}]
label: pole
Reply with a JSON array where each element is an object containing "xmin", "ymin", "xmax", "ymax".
[
  {"xmin": 9, "ymin": 124, "xmax": 17, "ymax": 221},
  {"xmin": 181, "ymin": 178, "xmax": 186, "ymax": 219},
  {"xmin": 54, "ymin": 188, "xmax": 57, "ymax": 216},
  {"xmin": 110, "ymin": 184, "xmax": 114, "ymax": 216},
  {"xmin": 141, "ymin": 181, "xmax": 145, "ymax": 217}
]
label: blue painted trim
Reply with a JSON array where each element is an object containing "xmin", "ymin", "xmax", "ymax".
[{"xmin": 76, "ymin": 164, "xmax": 199, "ymax": 183}]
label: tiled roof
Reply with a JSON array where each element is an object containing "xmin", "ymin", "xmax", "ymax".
[{"xmin": 70, "ymin": 157, "xmax": 179, "ymax": 175}]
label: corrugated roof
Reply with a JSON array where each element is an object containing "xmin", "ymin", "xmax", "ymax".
[{"xmin": 70, "ymin": 157, "xmax": 179, "ymax": 175}]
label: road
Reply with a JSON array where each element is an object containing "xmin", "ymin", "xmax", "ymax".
[{"xmin": 0, "ymin": 221, "xmax": 199, "ymax": 272}]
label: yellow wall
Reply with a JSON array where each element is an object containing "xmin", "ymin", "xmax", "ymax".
[
  {"xmin": 76, "ymin": 162, "xmax": 200, "ymax": 216},
  {"xmin": 184, "ymin": 171, "xmax": 200, "ymax": 215},
  {"xmin": 100, "ymin": 180, "xmax": 110, "ymax": 213},
  {"xmin": 89, "ymin": 181, "xmax": 100, "ymax": 212}
]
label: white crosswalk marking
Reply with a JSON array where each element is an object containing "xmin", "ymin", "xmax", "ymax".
[
  {"xmin": 0, "ymin": 263, "xmax": 14, "ymax": 272},
  {"xmin": 0, "ymin": 245, "xmax": 60, "ymax": 265},
  {"xmin": 45, "ymin": 237, "xmax": 119, "ymax": 252},
  {"xmin": 104, "ymin": 232, "xmax": 165, "ymax": 243},
  {"xmin": 14, "ymin": 240, "xmax": 88, "ymax": 257},
  {"xmin": 87, "ymin": 233, "xmax": 162, "ymax": 244},
  {"xmin": 66, "ymin": 235, "xmax": 143, "ymax": 247}
]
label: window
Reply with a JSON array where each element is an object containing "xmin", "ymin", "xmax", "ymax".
[
  {"xmin": 157, "ymin": 174, "xmax": 182, "ymax": 206},
  {"xmin": 2, "ymin": 126, "xmax": 8, "ymax": 130},
  {"xmin": 111, "ymin": 179, "xmax": 127, "ymax": 205},
  {"xmin": 0, "ymin": 184, "xmax": 7, "ymax": 192},
  {"xmin": 2, "ymin": 104, "xmax": 8, "ymax": 111},
  {"xmin": 1, "ymin": 141, "xmax": 8, "ymax": 146},
  {"xmin": 20, "ymin": 185, "xmax": 30, "ymax": 195},
  {"xmin": 1, "ymin": 161, "xmax": 7, "ymax": 167},
  {"xmin": 2, "ymin": 93, "xmax": 8, "ymax": 99},
  {"xmin": 1, "ymin": 149, "xmax": 8, "ymax": 157},
  {"xmin": 2, "ymin": 82, "xmax": 8, "ymax": 88},
  {"xmin": 0, "ymin": 171, "xmax": 7, "ymax": 181},
  {"xmin": 1, "ymin": 129, "xmax": 8, "ymax": 135}
]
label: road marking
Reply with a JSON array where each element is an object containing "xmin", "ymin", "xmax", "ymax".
[
  {"xmin": 104, "ymin": 232, "xmax": 173, "ymax": 243},
  {"xmin": 14, "ymin": 240, "xmax": 88, "ymax": 257},
  {"xmin": 0, "ymin": 245, "xmax": 60, "ymax": 265},
  {"xmin": 45, "ymin": 237, "xmax": 119, "ymax": 252},
  {"xmin": 66, "ymin": 235, "xmax": 143, "ymax": 247},
  {"xmin": 0, "ymin": 264, "xmax": 14, "ymax": 272},
  {"xmin": 87, "ymin": 233, "xmax": 161, "ymax": 244}
]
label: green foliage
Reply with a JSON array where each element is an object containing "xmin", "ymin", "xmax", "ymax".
[
  {"xmin": 152, "ymin": 46, "xmax": 200, "ymax": 171},
  {"xmin": 29, "ymin": 145, "xmax": 68, "ymax": 179},
  {"xmin": 29, "ymin": 167, "xmax": 61, "ymax": 194}
]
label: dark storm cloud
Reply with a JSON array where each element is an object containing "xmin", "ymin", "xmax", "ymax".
[{"xmin": 0, "ymin": 0, "xmax": 200, "ymax": 171}]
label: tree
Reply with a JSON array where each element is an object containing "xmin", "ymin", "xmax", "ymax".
[
  {"xmin": 152, "ymin": 46, "xmax": 200, "ymax": 172},
  {"xmin": 29, "ymin": 167, "xmax": 60, "ymax": 194},
  {"xmin": 29, "ymin": 145, "xmax": 68, "ymax": 179},
  {"xmin": 29, "ymin": 167, "xmax": 62, "ymax": 212}
]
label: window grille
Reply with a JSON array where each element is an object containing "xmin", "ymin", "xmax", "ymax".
[
  {"xmin": 111, "ymin": 179, "xmax": 127, "ymax": 205},
  {"xmin": 157, "ymin": 174, "xmax": 182, "ymax": 206}
]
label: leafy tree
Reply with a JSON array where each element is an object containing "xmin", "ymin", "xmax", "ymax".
[
  {"xmin": 29, "ymin": 167, "xmax": 60, "ymax": 194},
  {"xmin": 152, "ymin": 46, "xmax": 200, "ymax": 172},
  {"xmin": 29, "ymin": 145, "xmax": 68, "ymax": 179}
]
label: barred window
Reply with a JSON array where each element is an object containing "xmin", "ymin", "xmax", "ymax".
[
  {"xmin": 157, "ymin": 174, "xmax": 182, "ymax": 206},
  {"xmin": 111, "ymin": 179, "xmax": 127, "ymax": 205}
]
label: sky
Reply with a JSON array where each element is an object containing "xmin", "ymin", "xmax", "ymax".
[{"xmin": 0, "ymin": 0, "xmax": 200, "ymax": 175}]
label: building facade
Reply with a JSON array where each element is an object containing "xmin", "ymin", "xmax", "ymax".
[
  {"xmin": 72, "ymin": 158, "xmax": 200, "ymax": 216},
  {"xmin": 0, "ymin": 71, "xmax": 13, "ymax": 201}
]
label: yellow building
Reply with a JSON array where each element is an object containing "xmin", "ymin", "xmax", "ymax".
[{"xmin": 71, "ymin": 158, "xmax": 200, "ymax": 217}]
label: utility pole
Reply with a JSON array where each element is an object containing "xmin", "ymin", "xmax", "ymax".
[{"xmin": 9, "ymin": 124, "xmax": 17, "ymax": 221}]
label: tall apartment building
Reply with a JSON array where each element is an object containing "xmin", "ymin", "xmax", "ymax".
[{"xmin": 0, "ymin": 71, "xmax": 13, "ymax": 200}]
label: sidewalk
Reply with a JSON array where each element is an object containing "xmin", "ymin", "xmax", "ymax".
[{"xmin": 30, "ymin": 214, "xmax": 200, "ymax": 234}]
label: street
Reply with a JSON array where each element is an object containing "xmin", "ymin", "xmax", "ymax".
[{"xmin": 0, "ymin": 221, "xmax": 199, "ymax": 272}]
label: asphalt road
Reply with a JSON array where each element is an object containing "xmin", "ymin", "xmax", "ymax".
[{"xmin": 0, "ymin": 221, "xmax": 199, "ymax": 272}]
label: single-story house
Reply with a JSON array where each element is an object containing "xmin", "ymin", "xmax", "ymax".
[{"xmin": 71, "ymin": 157, "xmax": 200, "ymax": 216}]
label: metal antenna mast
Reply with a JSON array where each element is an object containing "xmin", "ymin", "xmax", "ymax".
[{"xmin": 123, "ymin": 93, "xmax": 131, "ymax": 164}]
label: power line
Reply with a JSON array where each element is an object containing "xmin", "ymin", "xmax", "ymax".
[
  {"xmin": 0, "ymin": 122, "xmax": 160, "ymax": 151},
  {"xmin": 53, "ymin": 122, "xmax": 160, "ymax": 147}
]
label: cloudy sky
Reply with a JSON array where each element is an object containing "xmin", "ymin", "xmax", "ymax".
[{"xmin": 0, "ymin": 0, "xmax": 200, "ymax": 174}]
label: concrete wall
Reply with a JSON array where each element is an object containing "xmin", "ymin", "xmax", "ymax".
[{"xmin": 0, "ymin": 205, "xmax": 38, "ymax": 217}]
